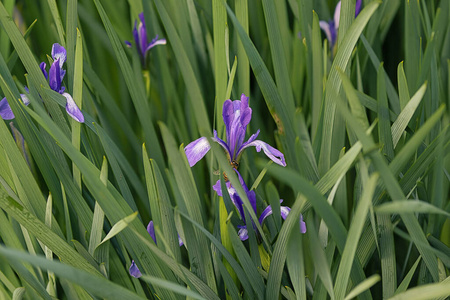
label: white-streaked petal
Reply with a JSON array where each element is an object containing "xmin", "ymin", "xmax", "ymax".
[
  {"xmin": 240, "ymin": 139, "xmax": 286, "ymax": 166},
  {"xmin": 51, "ymin": 43, "xmax": 67, "ymax": 69},
  {"xmin": 300, "ymin": 214, "xmax": 307, "ymax": 233},
  {"xmin": 62, "ymin": 93, "xmax": 84, "ymax": 123},
  {"xmin": 184, "ymin": 137, "xmax": 210, "ymax": 167},
  {"xmin": 20, "ymin": 94, "xmax": 30, "ymax": 106},
  {"xmin": 319, "ymin": 21, "xmax": 332, "ymax": 45},
  {"xmin": 334, "ymin": 1, "xmax": 342, "ymax": 28},
  {"xmin": 238, "ymin": 227, "xmax": 249, "ymax": 241}
]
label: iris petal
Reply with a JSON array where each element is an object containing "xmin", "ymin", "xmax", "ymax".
[
  {"xmin": 63, "ymin": 93, "xmax": 84, "ymax": 123},
  {"xmin": 49, "ymin": 59, "xmax": 61, "ymax": 92},
  {"xmin": 238, "ymin": 227, "xmax": 249, "ymax": 241},
  {"xmin": 355, "ymin": 0, "xmax": 362, "ymax": 16},
  {"xmin": 319, "ymin": 21, "xmax": 332, "ymax": 46},
  {"xmin": 145, "ymin": 35, "xmax": 167, "ymax": 55},
  {"xmin": 240, "ymin": 139, "xmax": 286, "ymax": 166},
  {"xmin": 334, "ymin": 1, "xmax": 342, "ymax": 28},
  {"xmin": 184, "ymin": 137, "xmax": 211, "ymax": 167},
  {"xmin": 300, "ymin": 214, "xmax": 307, "ymax": 234},
  {"xmin": 147, "ymin": 221, "xmax": 157, "ymax": 244},
  {"xmin": 40, "ymin": 62, "xmax": 48, "ymax": 80},
  {"xmin": 51, "ymin": 43, "xmax": 67, "ymax": 69},
  {"xmin": 213, "ymin": 130, "xmax": 232, "ymax": 158},
  {"xmin": 0, "ymin": 97, "xmax": 14, "ymax": 120},
  {"xmin": 129, "ymin": 261, "xmax": 142, "ymax": 278}
]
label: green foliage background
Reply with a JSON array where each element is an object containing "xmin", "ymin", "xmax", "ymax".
[{"xmin": 0, "ymin": 0, "xmax": 449, "ymax": 299}]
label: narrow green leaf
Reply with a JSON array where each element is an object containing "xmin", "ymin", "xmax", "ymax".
[
  {"xmin": 344, "ymin": 274, "xmax": 381, "ymax": 300},
  {"xmin": 394, "ymin": 256, "xmax": 421, "ymax": 295},
  {"xmin": 140, "ymin": 275, "xmax": 206, "ymax": 300},
  {"xmin": 99, "ymin": 212, "xmax": 138, "ymax": 246},
  {"xmin": 391, "ymin": 83, "xmax": 427, "ymax": 148},
  {"xmin": 377, "ymin": 63, "xmax": 394, "ymax": 160},
  {"xmin": 389, "ymin": 277, "xmax": 450, "ymax": 300},
  {"xmin": 89, "ymin": 157, "xmax": 107, "ymax": 256},
  {"xmin": 12, "ymin": 287, "xmax": 26, "ymax": 300},
  {"xmin": 375, "ymin": 200, "xmax": 450, "ymax": 217},
  {"xmin": 72, "ymin": 28, "xmax": 83, "ymax": 191},
  {"xmin": 397, "ymin": 62, "xmax": 410, "ymax": 110},
  {"xmin": 213, "ymin": 0, "xmax": 228, "ymax": 134},
  {"xmin": 334, "ymin": 173, "xmax": 379, "ymax": 300},
  {"xmin": 46, "ymin": 0, "xmax": 65, "ymax": 45}
]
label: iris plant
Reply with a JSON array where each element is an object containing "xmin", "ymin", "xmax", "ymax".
[
  {"xmin": 214, "ymin": 170, "xmax": 306, "ymax": 241},
  {"xmin": 129, "ymin": 221, "xmax": 183, "ymax": 278},
  {"xmin": 1, "ymin": 44, "xmax": 83, "ymax": 122},
  {"xmin": 184, "ymin": 93, "xmax": 286, "ymax": 176},
  {"xmin": 320, "ymin": 0, "xmax": 362, "ymax": 51},
  {"xmin": 125, "ymin": 13, "xmax": 167, "ymax": 66},
  {"xmin": 40, "ymin": 43, "xmax": 84, "ymax": 123},
  {"xmin": 185, "ymin": 93, "xmax": 303, "ymax": 241}
]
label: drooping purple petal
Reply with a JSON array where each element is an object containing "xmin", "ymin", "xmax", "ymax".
[
  {"xmin": 147, "ymin": 221, "xmax": 157, "ymax": 244},
  {"xmin": 258, "ymin": 205, "xmax": 273, "ymax": 225},
  {"xmin": 227, "ymin": 184, "xmax": 246, "ymax": 221},
  {"xmin": 319, "ymin": 21, "xmax": 332, "ymax": 46},
  {"xmin": 300, "ymin": 214, "xmax": 307, "ymax": 233},
  {"xmin": 184, "ymin": 136, "xmax": 211, "ymax": 167},
  {"xmin": 20, "ymin": 94, "xmax": 30, "ymax": 106},
  {"xmin": 240, "ymin": 139, "xmax": 286, "ymax": 167},
  {"xmin": 238, "ymin": 226, "xmax": 249, "ymax": 241},
  {"xmin": 280, "ymin": 206, "xmax": 291, "ymax": 220},
  {"xmin": 145, "ymin": 35, "xmax": 167, "ymax": 55},
  {"xmin": 0, "ymin": 97, "xmax": 14, "ymax": 120},
  {"xmin": 213, "ymin": 130, "xmax": 232, "ymax": 158},
  {"xmin": 62, "ymin": 93, "xmax": 84, "ymax": 123},
  {"xmin": 213, "ymin": 180, "xmax": 223, "ymax": 196},
  {"xmin": 40, "ymin": 62, "xmax": 48, "ymax": 80},
  {"xmin": 51, "ymin": 43, "xmax": 67, "ymax": 69},
  {"xmin": 125, "ymin": 40, "xmax": 132, "ymax": 48},
  {"xmin": 49, "ymin": 59, "xmax": 62, "ymax": 93},
  {"xmin": 129, "ymin": 261, "xmax": 142, "ymax": 278}
]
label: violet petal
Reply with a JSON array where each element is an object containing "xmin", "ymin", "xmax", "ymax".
[
  {"xmin": 63, "ymin": 93, "xmax": 84, "ymax": 123},
  {"xmin": 184, "ymin": 136, "xmax": 210, "ymax": 167}
]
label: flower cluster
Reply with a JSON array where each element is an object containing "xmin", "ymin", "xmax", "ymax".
[
  {"xmin": 185, "ymin": 94, "xmax": 305, "ymax": 242},
  {"xmin": 125, "ymin": 12, "xmax": 167, "ymax": 66},
  {"xmin": 0, "ymin": 43, "xmax": 84, "ymax": 123},
  {"xmin": 40, "ymin": 43, "xmax": 84, "ymax": 123},
  {"xmin": 184, "ymin": 93, "xmax": 286, "ymax": 170},
  {"xmin": 320, "ymin": 0, "xmax": 362, "ymax": 50}
]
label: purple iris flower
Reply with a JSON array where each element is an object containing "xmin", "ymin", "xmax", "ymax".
[
  {"xmin": 184, "ymin": 93, "xmax": 286, "ymax": 173},
  {"xmin": 125, "ymin": 12, "xmax": 167, "ymax": 66},
  {"xmin": 319, "ymin": 0, "xmax": 362, "ymax": 50},
  {"xmin": 214, "ymin": 170, "xmax": 306, "ymax": 241},
  {"xmin": 39, "ymin": 43, "xmax": 84, "ymax": 123},
  {"xmin": 0, "ymin": 93, "xmax": 30, "ymax": 120},
  {"xmin": 129, "ymin": 221, "xmax": 184, "ymax": 278}
]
